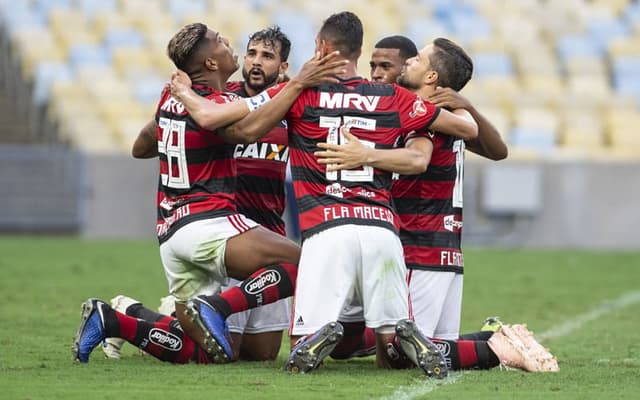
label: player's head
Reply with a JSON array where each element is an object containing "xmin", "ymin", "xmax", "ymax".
[
  {"xmin": 242, "ymin": 25, "xmax": 291, "ymax": 93},
  {"xmin": 370, "ymin": 35, "xmax": 418, "ymax": 84},
  {"xmin": 167, "ymin": 23, "xmax": 239, "ymax": 79},
  {"xmin": 316, "ymin": 11, "xmax": 363, "ymax": 62},
  {"xmin": 398, "ymin": 38, "xmax": 472, "ymax": 92}
]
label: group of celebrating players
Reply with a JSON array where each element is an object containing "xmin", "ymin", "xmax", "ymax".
[{"xmin": 72, "ymin": 10, "xmax": 559, "ymax": 376}]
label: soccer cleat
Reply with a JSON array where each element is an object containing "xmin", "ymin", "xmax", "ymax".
[
  {"xmin": 395, "ymin": 319, "xmax": 448, "ymax": 379},
  {"xmin": 185, "ymin": 296, "xmax": 233, "ymax": 363},
  {"xmin": 480, "ymin": 316, "xmax": 504, "ymax": 333},
  {"xmin": 101, "ymin": 295, "xmax": 141, "ymax": 359},
  {"xmin": 72, "ymin": 298, "xmax": 108, "ymax": 363},
  {"xmin": 487, "ymin": 324, "xmax": 559, "ymax": 372},
  {"xmin": 285, "ymin": 322, "xmax": 344, "ymax": 374}
]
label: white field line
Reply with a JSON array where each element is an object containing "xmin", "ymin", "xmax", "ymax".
[
  {"xmin": 379, "ymin": 290, "xmax": 640, "ymax": 400},
  {"xmin": 536, "ymin": 290, "xmax": 640, "ymax": 342}
]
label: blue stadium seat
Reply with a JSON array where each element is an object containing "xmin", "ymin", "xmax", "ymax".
[
  {"xmin": 76, "ymin": 0, "xmax": 118, "ymax": 19},
  {"xmin": 32, "ymin": 61, "xmax": 74, "ymax": 106},
  {"xmin": 509, "ymin": 126, "xmax": 556, "ymax": 155},
  {"xmin": 69, "ymin": 44, "xmax": 112, "ymax": 69},
  {"xmin": 0, "ymin": 5, "xmax": 47, "ymax": 35},
  {"xmin": 587, "ymin": 16, "xmax": 630, "ymax": 50},
  {"xmin": 472, "ymin": 52, "xmax": 513, "ymax": 77},
  {"xmin": 32, "ymin": 0, "xmax": 72, "ymax": 15},
  {"xmin": 133, "ymin": 75, "xmax": 167, "ymax": 105},
  {"xmin": 166, "ymin": 0, "xmax": 208, "ymax": 19},
  {"xmin": 611, "ymin": 56, "xmax": 640, "ymax": 105},
  {"xmin": 557, "ymin": 35, "xmax": 603, "ymax": 60},
  {"xmin": 450, "ymin": 14, "xmax": 492, "ymax": 44},
  {"xmin": 405, "ymin": 17, "xmax": 450, "ymax": 44},
  {"xmin": 103, "ymin": 27, "xmax": 146, "ymax": 51}
]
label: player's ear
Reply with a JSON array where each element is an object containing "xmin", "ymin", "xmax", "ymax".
[
  {"xmin": 205, "ymin": 57, "xmax": 218, "ymax": 72},
  {"xmin": 425, "ymin": 70, "xmax": 438, "ymax": 86},
  {"xmin": 279, "ymin": 61, "xmax": 289, "ymax": 76}
]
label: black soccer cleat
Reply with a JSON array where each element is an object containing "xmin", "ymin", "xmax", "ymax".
[
  {"xmin": 285, "ymin": 322, "xmax": 344, "ymax": 374},
  {"xmin": 395, "ymin": 319, "xmax": 448, "ymax": 379}
]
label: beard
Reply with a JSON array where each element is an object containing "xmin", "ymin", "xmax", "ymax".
[
  {"xmin": 397, "ymin": 73, "xmax": 420, "ymax": 91},
  {"xmin": 242, "ymin": 67, "xmax": 280, "ymax": 92}
]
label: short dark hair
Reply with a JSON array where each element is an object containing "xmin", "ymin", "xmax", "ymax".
[
  {"xmin": 248, "ymin": 25, "xmax": 291, "ymax": 62},
  {"xmin": 375, "ymin": 35, "xmax": 418, "ymax": 60},
  {"xmin": 429, "ymin": 37, "xmax": 473, "ymax": 91},
  {"xmin": 167, "ymin": 22, "xmax": 209, "ymax": 72},
  {"xmin": 318, "ymin": 11, "xmax": 363, "ymax": 60}
]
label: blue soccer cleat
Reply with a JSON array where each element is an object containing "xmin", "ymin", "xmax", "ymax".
[
  {"xmin": 395, "ymin": 319, "xmax": 448, "ymax": 379},
  {"xmin": 185, "ymin": 296, "xmax": 233, "ymax": 363},
  {"xmin": 72, "ymin": 298, "xmax": 108, "ymax": 363},
  {"xmin": 285, "ymin": 321, "xmax": 344, "ymax": 374}
]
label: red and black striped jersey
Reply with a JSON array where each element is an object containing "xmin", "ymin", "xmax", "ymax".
[
  {"xmin": 269, "ymin": 77, "xmax": 440, "ymax": 241},
  {"xmin": 226, "ymin": 81, "xmax": 288, "ymax": 236},
  {"xmin": 155, "ymin": 85, "xmax": 238, "ymax": 243},
  {"xmin": 392, "ymin": 132, "xmax": 465, "ymax": 273}
]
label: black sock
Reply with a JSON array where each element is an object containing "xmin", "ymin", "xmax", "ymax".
[{"xmin": 459, "ymin": 330, "xmax": 493, "ymax": 341}]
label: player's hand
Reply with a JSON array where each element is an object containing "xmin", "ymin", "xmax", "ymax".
[
  {"xmin": 290, "ymin": 51, "xmax": 348, "ymax": 89},
  {"xmin": 170, "ymin": 69, "xmax": 192, "ymax": 101},
  {"xmin": 426, "ymin": 87, "xmax": 471, "ymax": 110},
  {"xmin": 315, "ymin": 128, "xmax": 369, "ymax": 171}
]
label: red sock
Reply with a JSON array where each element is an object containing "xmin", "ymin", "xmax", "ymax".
[
  {"xmin": 331, "ymin": 322, "xmax": 376, "ymax": 359},
  {"xmin": 206, "ymin": 263, "xmax": 297, "ymax": 317},
  {"xmin": 112, "ymin": 311, "xmax": 211, "ymax": 364},
  {"xmin": 456, "ymin": 340, "xmax": 479, "ymax": 369}
]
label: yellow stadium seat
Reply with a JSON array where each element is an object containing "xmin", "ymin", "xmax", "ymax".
[
  {"xmin": 559, "ymin": 111, "xmax": 605, "ymax": 150},
  {"xmin": 608, "ymin": 37, "xmax": 640, "ymax": 57},
  {"xmin": 112, "ymin": 47, "xmax": 155, "ymax": 78},
  {"xmin": 565, "ymin": 56, "xmax": 607, "ymax": 75},
  {"xmin": 93, "ymin": 11, "xmax": 136, "ymax": 39}
]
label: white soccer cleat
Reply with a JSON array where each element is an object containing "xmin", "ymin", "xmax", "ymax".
[
  {"xmin": 101, "ymin": 295, "xmax": 141, "ymax": 360},
  {"xmin": 487, "ymin": 324, "xmax": 559, "ymax": 372}
]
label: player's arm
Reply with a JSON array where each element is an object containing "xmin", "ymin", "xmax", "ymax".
[
  {"xmin": 316, "ymin": 129, "xmax": 433, "ymax": 175},
  {"xmin": 171, "ymin": 52, "xmax": 347, "ymax": 144},
  {"xmin": 170, "ymin": 71, "xmax": 252, "ymax": 131},
  {"xmin": 132, "ymin": 119, "xmax": 159, "ymax": 158},
  {"xmin": 428, "ymin": 107, "xmax": 478, "ymax": 140},
  {"xmin": 219, "ymin": 51, "xmax": 347, "ymax": 144},
  {"xmin": 427, "ymin": 87, "xmax": 507, "ymax": 160}
]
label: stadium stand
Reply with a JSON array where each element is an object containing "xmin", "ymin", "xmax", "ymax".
[{"xmin": 0, "ymin": 0, "xmax": 639, "ymax": 157}]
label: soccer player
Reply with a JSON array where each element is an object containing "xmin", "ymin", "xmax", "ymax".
[
  {"xmin": 102, "ymin": 26, "xmax": 296, "ymax": 362},
  {"xmin": 71, "ymin": 22, "xmax": 348, "ymax": 364},
  {"xmin": 171, "ymin": 12, "xmax": 479, "ymax": 376},
  {"xmin": 317, "ymin": 36, "xmax": 558, "ymax": 372}
]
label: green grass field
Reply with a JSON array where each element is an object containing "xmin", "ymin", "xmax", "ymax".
[{"xmin": 1, "ymin": 237, "xmax": 639, "ymax": 399}]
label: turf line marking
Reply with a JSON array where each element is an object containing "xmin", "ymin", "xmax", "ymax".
[
  {"xmin": 378, "ymin": 372, "xmax": 463, "ymax": 400},
  {"xmin": 379, "ymin": 290, "xmax": 640, "ymax": 400},
  {"xmin": 536, "ymin": 290, "xmax": 640, "ymax": 342}
]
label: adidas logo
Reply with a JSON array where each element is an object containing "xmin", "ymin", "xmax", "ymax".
[{"xmin": 295, "ymin": 315, "xmax": 304, "ymax": 326}]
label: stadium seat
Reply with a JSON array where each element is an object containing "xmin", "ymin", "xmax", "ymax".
[
  {"xmin": 68, "ymin": 44, "xmax": 112, "ymax": 69},
  {"xmin": 167, "ymin": 0, "xmax": 208, "ymax": 20},
  {"xmin": 76, "ymin": 0, "xmax": 118, "ymax": 19},
  {"xmin": 103, "ymin": 27, "xmax": 146, "ymax": 52},
  {"xmin": 556, "ymin": 35, "xmax": 604, "ymax": 61},
  {"xmin": 472, "ymin": 52, "xmax": 514, "ymax": 78},
  {"xmin": 32, "ymin": 62, "xmax": 74, "ymax": 106}
]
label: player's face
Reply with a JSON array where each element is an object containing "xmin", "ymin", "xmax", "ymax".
[
  {"xmin": 242, "ymin": 39, "xmax": 285, "ymax": 92},
  {"xmin": 369, "ymin": 48, "xmax": 406, "ymax": 84},
  {"xmin": 397, "ymin": 44, "xmax": 434, "ymax": 90},
  {"xmin": 208, "ymin": 29, "xmax": 239, "ymax": 74}
]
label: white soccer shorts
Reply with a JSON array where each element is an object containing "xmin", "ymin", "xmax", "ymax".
[
  {"xmin": 290, "ymin": 224, "xmax": 409, "ymax": 336},
  {"xmin": 159, "ymin": 215, "xmax": 258, "ymax": 302},
  {"xmin": 407, "ymin": 270, "xmax": 463, "ymax": 340}
]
